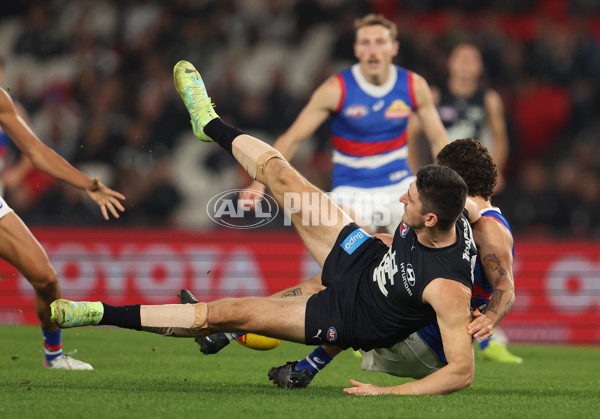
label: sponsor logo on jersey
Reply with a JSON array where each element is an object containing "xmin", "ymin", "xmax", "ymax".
[
  {"xmin": 326, "ymin": 327, "xmax": 337, "ymax": 342},
  {"xmin": 400, "ymin": 262, "xmax": 413, "ymax": 296},
  {"xmin": 461, "ymin": 217, "xmax": 477, "ymax": 284},
  {"xmin": 344, "ymin": 105, "xmax": 369, "ymax": 118},
  {"xmin": 461, "ymin": 217, "xmax": 474, "ymax": 262},
  {"xmin": 372, "ymin": 99, "xmax": 385, "ymax": 112},
  {"xmin": 341, "ymin": 228, "xmax": 370, "ymax": 255},
  {"xmin": 400, "ymin": 222, "xmax": 410, "ymax": 238},
  {"xmin": 406, "ymin": 263, "xmax": 415, "ymax": 287},
  {"xmin": 384, "ymin": 100, "xmax": 411, "ymax": 119}
]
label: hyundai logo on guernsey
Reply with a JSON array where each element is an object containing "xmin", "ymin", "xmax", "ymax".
[
  {"xmin": 341, "ymin": 228, "xmax": 370, "ymax": 255},
  {"xmin": 326, "ymin": 327, "xmax": 337, "ymax": 343},
  {"xmin": 206, "ymin": 189, "xmax": 279, "ymax": 229}
]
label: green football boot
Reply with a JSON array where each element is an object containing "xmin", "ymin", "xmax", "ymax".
[
  {"xmin": 50, "ymin": 299, "xmax": 104, "ymax": 328},
  {"xmin": 480, "ymin": 340, "xmax": 523, "ymax": 364},
  {"xmin": 173, "ymin": 60, "xmax": 219, "ymax": 142}
]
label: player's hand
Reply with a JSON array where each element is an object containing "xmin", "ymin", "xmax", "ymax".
[
  {"xmin": 343, "ymin": 379, "xmax": 394, "ymax": 396},
  {"xmin": 468, "ymin": 308, "xmax": 494, "ymax": 340},
  {"xmin": 238, "ymin": 180, "xmax": 266, "ymax": 210},
  {"xmin": 85, "ymin": 177, "xmax": 126, "ymax": 220}
]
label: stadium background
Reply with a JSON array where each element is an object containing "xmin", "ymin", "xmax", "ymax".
[{"xmin": 0, "ymin": 0, "xmax": 598, "ymax": 344}]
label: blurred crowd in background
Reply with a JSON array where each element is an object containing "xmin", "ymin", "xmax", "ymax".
[{"xmin": 0, "ymin": 0, "xmax": 599, "ymax": 237}]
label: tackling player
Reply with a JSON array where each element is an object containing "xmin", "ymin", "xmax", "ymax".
[{"xmin": 49, "ymin": 60, "xmax": 480, "ymax": 395}]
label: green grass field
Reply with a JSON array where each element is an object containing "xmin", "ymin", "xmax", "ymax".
[{"xmin": 1, "ymin": 325, "xmax": 598, "ymax": 418}]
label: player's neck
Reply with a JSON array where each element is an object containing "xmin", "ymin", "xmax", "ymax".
[
  {"xmin": 359, "ymin": 65, "xmax": 391, "ymax": 86},
  {"xmin": 448, "ymin": 77, "xmax": 478, "ymax": 98},
  {"xmin": 416, "ymin": 226, "xmax": 457, "ymax": 248},
  {"xmin": 471, "ymin": 195, "xmax": 491, "ymax": 211}
]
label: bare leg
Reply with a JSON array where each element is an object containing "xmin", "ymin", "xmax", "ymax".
[
  {"xmin": 231, "ymin": 135, "xmax": 353, "ymax": 267},
  {"xmin": 205, "ymin": 295, "xmax": 310, "ymax": 343},
  {"xmin": 89, "ymin": 295, "xmax": 312, "ymax": 343},
  {"xmin": 269, "ymin": 274, "xmax": 325, "ymax": 299},
  {"xmin": 0, "ymin": 213, "xmax": 60, "ymax": 331}
]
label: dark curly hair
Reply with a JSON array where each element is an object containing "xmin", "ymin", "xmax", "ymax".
[{"xmin": 435, "ymin": 138, "xmax": 497, "ymax": 200}]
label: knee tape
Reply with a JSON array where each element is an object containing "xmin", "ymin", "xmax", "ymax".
[
  {"xmin": 256, "ymin": 151, "xmax": 285, "ymax": 183},
  {"xmin": 232, "ymin": 140, "xmax": 285, "ymax": 184}
]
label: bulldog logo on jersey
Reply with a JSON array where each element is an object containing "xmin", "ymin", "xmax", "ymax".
[
  {"xmin": 400, "ymin": 222, "xmax": 410, "ymax": 238},
  {"xmin": 344, "ymin": 105, "xmax": 369, "ymax": 118},
  {"xmin": 384, "ymin": 100, "xmax": 411, "ymax": 119}
]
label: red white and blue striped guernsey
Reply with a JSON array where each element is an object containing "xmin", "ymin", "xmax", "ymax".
[{"xmin": 329, "ymin": 64, "xmax": 417, "ymax": 189}]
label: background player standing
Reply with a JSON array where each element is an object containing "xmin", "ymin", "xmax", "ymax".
[{"xmin": 241, "ymin": 14, "xmax": 448, "ymax": 233}]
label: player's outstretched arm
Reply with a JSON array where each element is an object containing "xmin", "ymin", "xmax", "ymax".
[
  {"xmin": 412, "ymin": 74, "xmax": 449, "ymax": 158},
  {"xmin": 0, "ymin": 88, "xmax": 125, "ymax": 220},
  {"xmin": 344, "ymin": 279, "xmax": 474, "ymax": 396}
]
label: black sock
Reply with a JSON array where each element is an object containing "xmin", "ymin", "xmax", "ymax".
[
  {"xmin": 98, "ymin": 303, "xmax": 142, "ymax": 330},
  {"xmin": 203, "ymin": 118, "xmax": 246, "ymax": 155}
]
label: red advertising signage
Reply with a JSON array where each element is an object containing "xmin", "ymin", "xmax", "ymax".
[{"xmin": 0, "ymin": 228, "xmax": 598, "ymax": 344}]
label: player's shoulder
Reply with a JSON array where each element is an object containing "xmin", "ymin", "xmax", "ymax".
[
  {"xmin": 406, "ymin": 71, "xmax": 433, "ymax": 107},
  {"xmin": 406, "ymin": 70, "xmax": 428, "ymax": 88},
  {"xmin": 312, "ymin": 74, "xmax": 344, "ymax": 110},
  {"xmin": 474, "ymin": 212, "xmax": 513, "ymax": 248}
]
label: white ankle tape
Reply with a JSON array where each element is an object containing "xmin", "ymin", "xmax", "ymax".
[{"xmin": 140, "ymin": 303, "xmax": 207, "ymax": 337}]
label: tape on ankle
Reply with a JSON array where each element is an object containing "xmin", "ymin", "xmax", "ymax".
[
  {"xmin": 232, "ymin": 140, "xmax": 284, "ymax": 183},
  {"xmin": 140, "ymin": 303, "xmax": 208, "ymax": 337}
]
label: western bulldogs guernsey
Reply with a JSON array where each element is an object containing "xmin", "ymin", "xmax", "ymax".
[
  {"xmin": 340, "ymin": 214, "xmax": 477, "ymax": 350},
  {"xmin": 329, "ymin": 64, "xmax": 416, "ymax": 189},
  {"xmin": 437, "ymin": 84, "xmax": 486, "ymax": 142},
  {"xmin": 418, "ymin": 207, "xmax": 514, "ymax": 363}
]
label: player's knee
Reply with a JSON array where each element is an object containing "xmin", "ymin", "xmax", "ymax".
[
  {"xmin": 29, "ymin": 264, "xmax": 59, "ymax": 297},
  {"xmin": 207, "ymin": 298, "xmax": 248, "ymax": 330}
]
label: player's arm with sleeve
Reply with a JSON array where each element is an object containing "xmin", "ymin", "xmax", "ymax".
[
  {"xmin": 484, "ymin": 89, "xmax": 509, "ymax": 174},
  {"xmin": 241, "ymin": 75, "xmax": 341, "ymax": 198},
  {"xmin": 412, "ymin": 74, "xmax": 448, "ymax": 158},
  {"xmin": 471, "ymin": 217, "xmax": 515, "ymax": 330},
  {"xmin": 344, "ymin": 279, "xmax": 473, "ymax": 396},
  {"xmin": 0, "ymin": 88, "xmax": 125, "ymax": 219}
]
